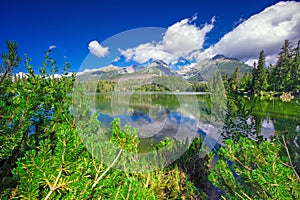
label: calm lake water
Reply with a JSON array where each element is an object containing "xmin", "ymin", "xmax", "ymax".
[{"xmin": 91, "ymin": 93, "xmax": 299, "ymax": 166}]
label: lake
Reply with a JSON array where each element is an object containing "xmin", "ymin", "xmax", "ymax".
[{"xmin": 90, "ymin": 93, "xmax": 299, "ymax": 168}]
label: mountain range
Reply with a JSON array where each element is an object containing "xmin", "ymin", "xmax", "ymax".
[
  {"xmin": 76, "ymin": 55, "xmax": 251, "ymax": 82},
  {"xmin": 179, "ymin": 54, "xmax": 251, "ymax": 81}
]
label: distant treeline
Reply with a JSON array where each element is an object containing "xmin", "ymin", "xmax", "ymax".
[{"xmin": 95, "ymin": 77, "xmax": 209, "ymax": 93}]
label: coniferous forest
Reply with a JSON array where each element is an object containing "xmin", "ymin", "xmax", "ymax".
[{"xmin": 225, "ymin": 40, "xmax": 300, "ymax": 96}]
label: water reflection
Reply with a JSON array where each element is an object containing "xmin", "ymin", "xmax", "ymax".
[
  {"xmin": 92, "ymin": 93, "xmax": 222, "ymax": 152},
  {"xmin": 91, "ymin": 93, "xmax": 299, "ymax": 167},
  {"xmin": 222, "ymin": 96, "xmax": 300, "ymax": 172}
]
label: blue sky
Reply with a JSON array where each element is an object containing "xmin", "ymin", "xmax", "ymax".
[{"xmin": 1, "ymin": 0, "xmax": 299, "ymax": 73}]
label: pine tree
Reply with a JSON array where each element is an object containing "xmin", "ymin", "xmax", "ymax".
[
  {"xmin": 229, "ymin": 66, "xmax": 240, "ymax": 93},
  {"xmin": 255, "ymin": 50, "xmax": 269, "ymax": 93},
  {"xmin": 292, "ymin": 40, "xmax": 300, "ymax": 91},
  {"xmin": 268, "ymin": 63, "xmax": 275, "ymax": 92},
  {"xmin": 240, "ymin": 72, "xmax": 252, "ymax": 92},
  {"xmin": 222, "ymin": 73, "xmax": 229, "ymax": 92},
  {"xmin": 0, "ymin": 41, "xmax": 21, "ymax": 84},
  {"xmin": 251, "ymin": 62, "xmax": 257, "ymax": 93},
  {"xmin": 273, "ymin": 40, "xmax": 293, "ymax": 91}
]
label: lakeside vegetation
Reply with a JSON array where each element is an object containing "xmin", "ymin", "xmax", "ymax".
[
  {"xmin": 0, "ymin": 41, "xmax": 299, "ymax": 199},
  {"xmin": 95, "ymin": 77, "xmax": 208, "ymax": 93}
]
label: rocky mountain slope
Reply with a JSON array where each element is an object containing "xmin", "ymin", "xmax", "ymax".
[
  {"xmin": 75, "ymin": 55, "xmax": 251, "ymax": 82},
  {"xmin": 180, "ymin": 55, "xmax": 251, "ymax": 82}
]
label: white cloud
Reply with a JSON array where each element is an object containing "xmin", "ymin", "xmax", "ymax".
[
  {"xmin": 187, "ymin": 49, "xmax": 212, "ymax": 62},
  {"xmin": 119, "ymin": 16, "xmax": 215, "ymax": 65},
  {"xmin": 162, "ymin": 16, "xmax": 215, "ymax": 57},
  {"xmin": 113, "ymin": 56, "xmax": 121, "ymax": 62},
  {"xmin": 88, "ymin": 40, "xmax": 109, "ymax": 58},
  {"xmin": 245, "ymin": 54, "xmax": 278, "ymax": 66},
  {"xmin": 245, "ymin": 58, "xmax": 257, "ymax": 66},
  {"xmin": 233, "ymin": 18, "xmax": 246, "ymax": 27},
  {"xmin": 119, "ymin": 43, "xmax": 179, "ymax": 64},
  {"xmin": 115, "ymin": 1, "xmax": 300, "ymax": 67},
  {"xmin": 49, "ymin": 45, "xmax": 56, "ymax": 50},
  {"xmin": 207, "ymin": 1, "xmax": 300, "ymax": 64}
]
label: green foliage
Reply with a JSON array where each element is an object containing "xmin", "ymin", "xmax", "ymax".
[
  {"xmin": 269, "ymin": 40, "xmax": 300, "ymax": 92},
  {"xmin": 2, "ymin": 39, "xmax": 299, "ymax": 199},
  {"xmin": 95, "ymin": 76, "xmax": 208, "ymax": 93},
  {"xmin": 271, "ymin": 40, "xmax": 293, "ymax": 92},
  {"xmin": 0, "ymin": 41, "xmax": 21, "ymax": 83},
  {"xmin": 221, "ymin": 96, "xmax": 260, "ymax": 143},
  {"xmin": 191, "ymin": 82, "xmax": 208, "ymax": 92},
  {"xmin": 172, "ymin": 136, "xmax": 211, "ymax": 198},
  {"xmin": 115, "ymin": 76, "xmax": 194, "ymax": 92},
  {"xmin": 207, "ymin": 71, "xmax": 227, "ymax": 124},
  {"xmin": 229, "ymin": 66, "xmax": 240, "ymax": 93},
  {"xmin": 0, "ymin": 41, "xmax": 213, "ymax": 199},
  {"xmin": 209, "ymin": 137, "xmax": 300, "ymax": 199},
  {"xmin": 96, "ymin": 80, "xmax": 117, "ymax": 93},
  {"xmin": 12, "ymin": 122, "xmax": 158, "ymax": 199},
  {"xmin": 239, "ymin": 71, "xmax": 252, "ymax": 92},
  {"xmin": 224, "ymin": 40, "xmax": 300, "ymax": 95},
  {"xmin": 0, "ymin": 46, "xmax": 74, "ymax": 196},
  {"xmin": 110, "ymin": 118, "xmax": 139, "ymax": 152},
  {"xmin": 135, "ymin": 83, "xmax": 172, "ymax": 92},
  {"xmin": 292, "ymin": 40, "xmax": 300, "ymax": 90},
  {"xmin": 146, "ymin": 136, "xmax": 210, "ymax": 199},
  {"xmin": 254, "ymin": 50, "xmax": 269, "ymax": 93}
]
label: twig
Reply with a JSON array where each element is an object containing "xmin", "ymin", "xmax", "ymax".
[
  {"xmin": 281, "ymin": 135, "xmax": 300, "ymax": 180},
  {"xmin": 44, "ymin": 135, "xmax": 66, "ymax": 200},
  {"xmin": 0, "ymin": 60, "xmax": 12, "ymax": 85},
  {"xmin": 92, "ymin": 149, "xmax": 122, "ymax": 189},
  {"xmin": 126, "ymin": 180, "xmax": 132, "ymax": 200}
]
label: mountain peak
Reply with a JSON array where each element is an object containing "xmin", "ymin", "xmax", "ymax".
[
  {"xmin": 152, "ymin": 59, "xmax": 168, "ymax": 67},
  {"xmin": 211, "ymin": 54, "xmax": 239, "ymax": 61},
  {"xmin": 211, "ymin": 54, "xmax": 226, "ymax": 60}
]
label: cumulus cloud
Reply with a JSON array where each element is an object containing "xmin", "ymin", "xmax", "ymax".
[
  {"xmin": 207, "ymin": 1, "xmax": 300, "ymax": 64},
  {"xmin": 117, "ymin": 1, "xmax": 299, "ymax": 67},
  {"xmin": 119, "ymin": 16, "xmax": 215, "ymax": 65},
  {"xmin": 162, "ymin": 16, "xmax": 215, "ymax": 57},
  {"xmin": 88, "ymin": 40, "xmax": 109, "ymax": 58},
  {"xmin": 245, "ymin": 54, "xmax": 278, "ymax": 66},
  {"xmin": 119, "ymin": 43, "xmax": 179, "ymax": 64},
  {"xmin": 49, "ymin": 45, "xmax": 56, "ymax": 50}
]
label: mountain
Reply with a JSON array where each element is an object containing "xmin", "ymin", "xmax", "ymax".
[
  {"xmin": 75, "ymin": 65, "xmax": 124, "ymax": 82},
  {"xmin": 76, "ymin": 59, "xmax": 178, "ymax": 82},
  {"xmin": 180, "ymin": 54, "xmax": 251, "ymax": 82},
  {"xmin": 136, "ymin": 59, "xmax": 178, "ymax": 76},
  {"xmin": 210, "ymin": 54, "xmax": 239, "ymax": 61},
  {"xmin": 76, "ymin": 56, "xmax": 251, "ymax": 82},
  {"xmin": 122, "ymin": 65, "xmax": 145, "ymax": 73}
]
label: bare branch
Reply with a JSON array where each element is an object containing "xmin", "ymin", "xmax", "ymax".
[
  {"xmin": 281, "ymin": 135, "xmax": 300, "ymax": 180},
  {"xmin": 92, "ymin": 149, "xmax": 123, "ymax": 189}
]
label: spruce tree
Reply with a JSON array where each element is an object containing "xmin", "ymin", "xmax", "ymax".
[
  {"xmin": 292, "ymin": 40, "xmax": 300, "ymax": 91},
  {"xmin": 273, "ymin": 40, "xmax": 293, "ymax": 91},
  {"xmin": 251, "ymin": 62, "xmax": 257, "ymax": 93},
  {"xmin": 256, "ymin": 50, "xmax": 269, "ymax": 92},
  {"xmin": 229, "ymin": 66, "xmax": 240, "ymax": 93}
]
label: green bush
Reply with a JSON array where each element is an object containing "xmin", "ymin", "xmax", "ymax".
[
  {"xmin": 209, "ymin": 137, "xmax": 300, "ymax": 199},
  {"xmin": 0, "ymin": 41, "xmax": 210, "ymax": 199}
]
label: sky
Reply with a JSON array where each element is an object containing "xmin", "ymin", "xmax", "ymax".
[{"xmin": 1, "ymin": 0, "xmax": 299, "ymax": 73}]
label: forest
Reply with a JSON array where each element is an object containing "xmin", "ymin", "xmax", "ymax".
[
  {"xmin": 225, "ymin": 40, "xmax": 300, "ymax": 96},
  {"xmin": 0, "ymin": 41, "xmax": 299, "ymax": 199}
]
